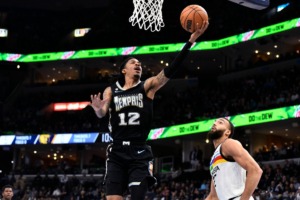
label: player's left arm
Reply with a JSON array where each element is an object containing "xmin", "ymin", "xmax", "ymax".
[
  {"xmin": 222, "ymin": 139, "xmax": 263, "ymax": 200},
  {"xmin": 144, "ymin": 21, "xmax": 209, "ymax": 99}
]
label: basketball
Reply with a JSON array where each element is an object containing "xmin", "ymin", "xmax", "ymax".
[{"xmin": 180, "ymin": 4, "xmax": 208, "ymax": 33}]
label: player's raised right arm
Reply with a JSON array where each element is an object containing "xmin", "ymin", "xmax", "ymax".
[
  {"xmin": 90, "ymin": 87, "xmax": 112, "ymax": 118},
  {"xmin": 144, "ymin": 21, "xmax": 209, "ymax": 99}
]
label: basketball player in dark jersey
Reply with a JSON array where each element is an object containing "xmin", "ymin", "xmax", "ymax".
[{"xmin": 89, "ymin": 21, "xmax": 209, "ymax": 200}]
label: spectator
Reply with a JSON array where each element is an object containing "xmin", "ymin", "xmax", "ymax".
[
  {"xmin": 296, "ymin": 187, "xmax": 300, "ymax": 200},
  {"xmin": 1, "ymin": 185, "xmax": 13, "ymax": 200}
]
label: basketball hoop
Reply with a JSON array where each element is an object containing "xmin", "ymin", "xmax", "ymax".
[{"xmin": 129, "ymin": 0, "xmax": 165, "ymax": 32}]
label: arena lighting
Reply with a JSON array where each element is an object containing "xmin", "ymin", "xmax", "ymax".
[
  {"xmin": 0, "ymin": 28, "xmax": 8, "ymax": 37},
  {"xmin": 276, "ymin": 3, "xmax": 290, "ymax": 12},
  {"xmin": 147, "ymin": 104, "xmax": 300, "ymax": 140},
  {"xmin": 53, "ymin": 101, "xmax": 90, "ymax": 111},
  {"xmin": 74, "ymin": 28, "xmax": 91, "ymax": 37},
  {"xmin": 0, "ymin": 17, "xmax": 299, "ymax": 62}
]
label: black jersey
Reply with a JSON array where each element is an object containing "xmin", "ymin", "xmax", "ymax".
[{"xmin": 109, "ymin": 81, "xmax": 153, "ymax": 142}]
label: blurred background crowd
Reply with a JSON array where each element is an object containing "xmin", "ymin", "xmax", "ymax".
[{"xmin": 0, "ymin": 0, "xmax": 300, "ymax": 199}]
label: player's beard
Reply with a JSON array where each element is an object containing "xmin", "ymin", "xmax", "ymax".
[{"xmin": 208, "ymin": 129, "xmax": 224, "ymax": 140}]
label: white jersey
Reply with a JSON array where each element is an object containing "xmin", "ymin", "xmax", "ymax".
[{"xmin": 209, "ymin": 143, "xmax": 252, "ymax": 200}]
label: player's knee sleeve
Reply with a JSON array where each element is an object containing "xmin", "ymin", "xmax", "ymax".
[{"xmin": 130, "ymin": 179, "xmax": 148, "ymax": 200}]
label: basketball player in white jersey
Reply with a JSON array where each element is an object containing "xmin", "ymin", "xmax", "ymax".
[{"xmin": 206, "ymin": 118, "xmax": 263, "ymax": 200}]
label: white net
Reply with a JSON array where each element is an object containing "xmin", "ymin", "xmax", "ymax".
[{"xmin": 129, "ymin": 0, "xmax": 165, "ymax": 32}]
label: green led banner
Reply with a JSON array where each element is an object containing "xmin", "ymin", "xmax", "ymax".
[
  {"xmin": 2, "ymin": 104, "xmax": 299, "ymax": 141},
  {"xmin": 0, "ymin": 17, "xmax": 299, "ymax": 62},
  {"xmin": 147, "ymin": 104, "xmax": 300, "ymax": 140},
  {"xmin": 193, "ymin": 17, "xmax": 300, "ymax": 50}
]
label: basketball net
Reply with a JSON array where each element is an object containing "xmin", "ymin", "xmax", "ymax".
[{"xmin": 129, "ymin": 0, "xmax": 165, "ymax": 32}]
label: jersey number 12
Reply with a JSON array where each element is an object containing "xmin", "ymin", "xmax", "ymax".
[{"xmin": 118, "ymin": 112, "xmax": 140, "ymax": 125}]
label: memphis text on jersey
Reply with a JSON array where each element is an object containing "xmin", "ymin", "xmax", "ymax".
[{"xmin": 114, "ymin": 93, "xmax": 143, "ymax": 111}]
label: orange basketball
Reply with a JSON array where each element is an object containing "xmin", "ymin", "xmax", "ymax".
[{"xmin": 180, "ymin": 4, "xmax": 208, "ymax": 33}]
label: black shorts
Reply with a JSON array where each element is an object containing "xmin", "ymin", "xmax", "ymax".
[{"xmin": 104, "ymin": 142, "xmax": 157, "ymax": 196}]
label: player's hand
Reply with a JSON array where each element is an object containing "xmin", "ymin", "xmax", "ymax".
[
  {"xmin": 90, "ymin": 92, "xmax": 109, "ymax": 113},
  {"xmin": 189, "ymin": 21, "xmax": 209, "ymax": 43}
]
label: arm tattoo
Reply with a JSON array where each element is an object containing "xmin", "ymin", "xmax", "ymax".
[
  {"xmin": 156, "ymin": 71, "xmax": 169, "ymax": 85},
  {"xmin": 145, "ymin": 71, "xmax": 169, "ymax": 94}
]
